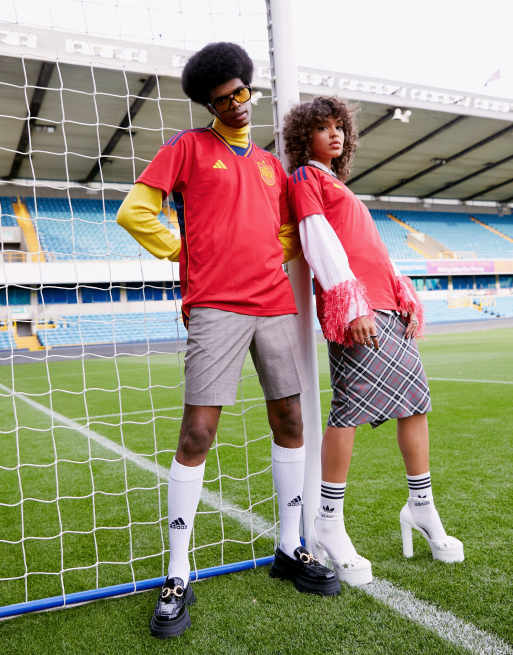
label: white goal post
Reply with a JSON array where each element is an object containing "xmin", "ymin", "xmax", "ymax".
[{"xmin": 265, "ymin": 0, "xmax": 323, "ymax": 555}]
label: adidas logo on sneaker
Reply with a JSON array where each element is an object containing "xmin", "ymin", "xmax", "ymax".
[
  {"xmin": 322, "ymin": 505, "xmax": 335, "ymax": 513},
  {"xmin": 287, "ymin": 495, "xmax": 302, "ymax": 507},
  {"xmin": 169, "ymin": 517, "xmax": 187, "ymax": 529}
]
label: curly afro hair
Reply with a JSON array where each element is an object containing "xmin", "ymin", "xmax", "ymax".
[
  {"xmin": 283, "ymin": 96, "xmax": 358, "ymax": 181},
  {"xmin": 181, "ymin": 42, "xmax": 253, "ymax": 106}
]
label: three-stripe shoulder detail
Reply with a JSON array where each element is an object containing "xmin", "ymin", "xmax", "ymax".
[
  {"xmin": 291, "ymin": 166, "xmax": 309, "ymax": 184},
  {"xmin": 165, "ymin": 128, "xmax": 209, "ymax": 147}
]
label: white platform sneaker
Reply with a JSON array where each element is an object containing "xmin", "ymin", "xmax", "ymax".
[
  {"xmin": 314, "ymin": 515, "xmax": 373, "ymax": 586},
  {"xmin": 400, "ymin": 500, "xmax": 464, "ymax": 563}
]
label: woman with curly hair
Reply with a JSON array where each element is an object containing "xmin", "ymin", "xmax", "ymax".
[{"xmin": 284, "ymin": 96, "xmax": 464, "ymax": 586}]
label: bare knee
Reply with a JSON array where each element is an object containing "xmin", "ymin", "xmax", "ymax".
[
  {"xmin": 267, "ymin": 395, "xmax": 303, "ymax": 447},
  {"xmin": 176, "ymin": 407, "xmax": 220, "ymax": 465}
]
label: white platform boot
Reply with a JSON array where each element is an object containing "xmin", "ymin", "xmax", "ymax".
[
  {"xmin": 400, "ymin": 499, "xmax": 464, "ymax": 563},
  {"xmin": 314, "ymin": 514, "xmax": 373, "ymax": 586}
]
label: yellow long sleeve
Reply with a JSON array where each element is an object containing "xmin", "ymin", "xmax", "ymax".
[
  {"xmin": 279, "ymin": 221, "xmax": 301, "ymax": 263},
  {"xmin": 117, "ymin": 183, "xmax": 181, "ymax": 261}
]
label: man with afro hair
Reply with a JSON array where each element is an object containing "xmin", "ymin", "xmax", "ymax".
[{"xmin": 118, "ymin": 42, "xmax": 339, "ymax": 639}]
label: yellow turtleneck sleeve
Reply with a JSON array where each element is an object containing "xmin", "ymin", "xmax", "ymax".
[
  {"xmin": 278, "ymin": 221, "xmax": 301, "ymax": 263},
  {"xmin": 117, "ymin": 183, "xmax": 181, "ymax": 261}
]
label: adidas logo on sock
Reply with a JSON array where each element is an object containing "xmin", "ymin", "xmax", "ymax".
[
  {"xmin": 322, "ymin": 504, "xmax": 335, "ymax": 513},
  {"xmin": 287, "ymin": 495, "xmax": 302, "ymax": 507},
  {"xmin": 412, "ymin": 495, "xmax": 431, "ymax": 507},
  {"xmin": 169, "ymin": 517, "xmax": 187, "ymax": 529}
]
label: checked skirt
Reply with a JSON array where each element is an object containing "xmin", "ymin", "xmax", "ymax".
[{"xmin": 327, "ymin": 311, "xmax": 431, "ymax": 428}]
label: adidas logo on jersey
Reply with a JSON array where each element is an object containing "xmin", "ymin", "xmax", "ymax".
[
  {"xmin": 169, "ymin": 517, "xmax": 187, "ymax": 529},
  {"xmin": 212, "ymin": 159, "xmax": 228, "ymax": 169},
  {"xmin": 287, "ymin": 495, "xmax": 302, "ymax": 507},
  {"xmin": 322, "ymin": 505, "xmax": 335, "ymax": 513}
]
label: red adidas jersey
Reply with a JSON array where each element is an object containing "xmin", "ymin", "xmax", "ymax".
[
  {"xmin": 137, "ymin": 128, "xmax": 297, "ymax": 320},
  {"xmin": 288, "ymin": 165, "xmax": 399, "ymax": 314}
]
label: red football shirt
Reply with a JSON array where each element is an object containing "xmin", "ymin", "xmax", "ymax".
[
  {"xmin": 288, "ymin": 165, "xmax": 399, "ymax": 315},
  {"xmin": 137, "ymin": 128, "xmax": 297, "ymax": 320}
]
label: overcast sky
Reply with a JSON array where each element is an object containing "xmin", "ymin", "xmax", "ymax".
[{"xmin": 2, "ymin": 0, "xmax": 513, "ymax": 98}]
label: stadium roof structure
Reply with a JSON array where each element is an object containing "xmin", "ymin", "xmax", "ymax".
[{"xmin": 2, "ymin": 22, "xmax": 513, "ymax": 210}]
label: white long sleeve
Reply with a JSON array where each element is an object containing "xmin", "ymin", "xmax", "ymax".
[
  {"xmin": 299, "ymin": 214, "xmax": 355, "ymax": 289},
  {"xmin": 299, "ymin": 214, "xmax": 371, "ymax": 326}
]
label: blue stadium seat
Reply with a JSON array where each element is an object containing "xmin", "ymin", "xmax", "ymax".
[
  {"xmin": 370, "ymin": 209, "xmax": 424, "ymax": 260},
  {"xmin": 23, "ymin": 197, "xmax": 173, "ymax": 261},
  {"xmin": 392, "ymin": 211, "xmax": 513, "ymax": 259},
  {"xmin": 36, "ymin": 312, "xmax": 187, "ymax": 346},
  {"xmin": 0, "ymin": 330, "xmax": 15, "ymax": 350},
  {"xmin": 422, "ymin": 299, "xmax": 497, "ymax": 323},
  {"xmin": 471, "ymin": 214, "xmax": 513, "ymax": 243},
  {"xmin": 493, "ymin": 296, "xmax": 513, "ymax": 318},
  {"xmin": 0, "ymin": 197, "xmax": 18, "ymax": 227}
]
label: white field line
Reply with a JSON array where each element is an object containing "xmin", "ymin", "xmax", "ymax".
[
  {"xmin": 428, "ymin": 377, "xmax": 513, "ymax": 385},
  {"xmin": 0, "ymin": 383, "xmax": 271, "ymax": 536},
  {"xmin": 366, "ymin": 579, "xmax": 513, "ymax": 655},
  {"xmin": 3, "ymin": 383, "xmax": 513, "ymax": 654}
]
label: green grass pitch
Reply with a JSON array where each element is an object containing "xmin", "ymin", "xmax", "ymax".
[{"xmin": 0, "ymin": 327, "xmax": 512, "ymax": 654}]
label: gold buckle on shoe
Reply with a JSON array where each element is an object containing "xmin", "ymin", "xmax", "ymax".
[
  {"xmin": 162, "ymin": 584, "xmax": 184, "ymax": 599},
  {"xmin": 299, "ymin": 551, "xmax": 315, "ymax": 564}
]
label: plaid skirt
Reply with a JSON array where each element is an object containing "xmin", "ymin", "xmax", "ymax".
[{"xmin": 327, "ymin": 311, "xmax": 431, "ymax": 428}]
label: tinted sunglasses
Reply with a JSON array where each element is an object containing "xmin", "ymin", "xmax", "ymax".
[{"xmin": 210, "ymin": 86, "xmax": 251, "ymax": 113}]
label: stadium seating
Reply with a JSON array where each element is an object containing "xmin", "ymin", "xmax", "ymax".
[
  {"xmin": 5, "ymin": 195, "xmax": 513, "ymax": 262},
  {"xmin": 472, "ymin": 214, "xmax": 513, "ymax": 242},
  {"xmin": 36, "ymin": 312, "xmax": 187, "ymax": 346},
  {"xmin": 0, "ymin": 197, "xmax": 18, "ymax": 227},
  {"xmin": 369, "ymin": 209, "xmax": 424, "ymax": 260},
  {"xmin": 493, "ymin": 296, "xmax": 513, "ymax": 317},
  {"xmin": 21, "ymin": 197, "xmax": 172, "ymax": 261},
  {"xmin": 0, "ymin": 330, "xmax": 15, "ymax": 350},
  {"xmin": 392, "ymin": 211, "xmax": 513, "ymax": 259},
  {"xmin": 422, "ymin": 299, "xmax": 496, "ymax": 323}
]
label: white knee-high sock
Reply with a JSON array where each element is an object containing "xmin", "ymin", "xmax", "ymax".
[
  {"xmin": 167, "ymin": 457, "xmax": 205, "ymax": 585},
  {"xmin": 272, "ymin": 442, "xmax": 305, "ymax": 558},
  {"xmin": 406, "ymin": 471, "xmax": 446, "ymax": 541}
]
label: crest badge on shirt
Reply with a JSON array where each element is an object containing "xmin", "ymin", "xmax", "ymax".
[{"xmin": 257, "ymin": 160, "xmax": 276, "ymax": 186}]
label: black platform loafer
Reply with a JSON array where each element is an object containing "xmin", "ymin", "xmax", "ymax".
[
  {"xmin": 149, "ymin": 577, "xmax": 196, "ymax": 638},
  {"xmin": 270, "ymin": 546, "xmax": 340, "ymax": 596}
]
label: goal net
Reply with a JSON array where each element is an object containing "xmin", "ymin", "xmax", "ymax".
[{"xmin": 0, "ymin": 0, "xmax": 321, "ymax": 618}]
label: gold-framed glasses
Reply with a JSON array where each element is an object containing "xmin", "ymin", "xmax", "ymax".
[{"xmin": 210, "ymin": 86, "xmax": 251, "ymax": 113}]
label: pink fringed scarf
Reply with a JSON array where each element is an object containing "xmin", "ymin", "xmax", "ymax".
[
  {"xmin": 321, "ymin": 278, "xmax": 373, "ymax": 346},
  {"xmin": 395, "ymin": 275, "xmax": 424, "ymax": 337}
]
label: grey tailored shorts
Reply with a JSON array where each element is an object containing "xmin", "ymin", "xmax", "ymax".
[{"xmin": 184, "ymin": 307, "xmax": 306, "ymax": 406}]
